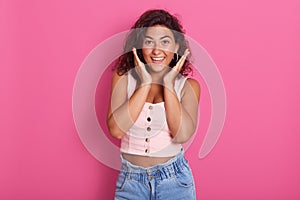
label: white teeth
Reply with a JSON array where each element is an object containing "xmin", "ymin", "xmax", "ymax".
[{"xmin": 152, "ymin": 57, "xmax": 164, "ymax": 61}]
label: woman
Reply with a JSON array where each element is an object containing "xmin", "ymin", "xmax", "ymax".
[{"xmin": 107, "ymin": 9, "xmax": 200, "ymax": 199}]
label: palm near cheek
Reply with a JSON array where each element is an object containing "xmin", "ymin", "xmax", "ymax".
[
  {"xmin": 163, "ymin": 49, "xmax": 190, "ymax": 86},
  {"xmin": 132, "ymin": 47, "xmax": 190, "ymax": 86},
  {"xmin": 132, "ymin": 47, "xmax": 152, "ymax": 85}
]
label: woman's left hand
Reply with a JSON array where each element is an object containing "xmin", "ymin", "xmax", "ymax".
[{"xmin": 163, "ymin": 49, "xmax": 190, "ymax": 86}]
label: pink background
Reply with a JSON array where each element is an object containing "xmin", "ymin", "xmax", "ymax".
[{"xmin": 1, "ymin": 0, "xmax": 300, "ymax": 199}]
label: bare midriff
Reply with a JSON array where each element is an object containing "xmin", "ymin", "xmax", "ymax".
[{"xmin": 122, "ymin": 153, "xmax": 175, "ymax": 168}]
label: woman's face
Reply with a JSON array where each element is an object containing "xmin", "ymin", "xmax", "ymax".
[{"xmin": 141, "ymin": 25, "xmax": 179, "ymax": 73}]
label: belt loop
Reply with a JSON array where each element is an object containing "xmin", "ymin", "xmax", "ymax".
[{"xmin": 126, "ymin": 164, "xmax": 131, "ymax": 180}]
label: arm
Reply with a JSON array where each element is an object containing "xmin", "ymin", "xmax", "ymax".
[
  {"xmin": 163, "ymin": 49, "xmax": 200, "ymax": 143},
  {"xmin": 106, "ymin": 48, "xmax": 152, "ymax": 139},
  {"xmin": 164, "ymin": 78, "xmax": 200, "ymax": 143}
]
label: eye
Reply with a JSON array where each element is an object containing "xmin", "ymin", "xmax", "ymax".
[
  {"xmin": 144, "ymin": 40, "xmax": 154, "ymax": 46},
  {"xmin": 161, "ymin": 40, "xmax": 171, "ymax": 46}
]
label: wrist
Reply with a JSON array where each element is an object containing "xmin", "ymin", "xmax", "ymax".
[
  {"xmin": 140, "ymin": 77, "xmax": 152, "ymax": 86},
  {"xmin": 139, "ymin": 82, "xmax": 152, "ymax": 90},
  {"xmin": 163, "ymin": 75, "xmax": 175, "ymax": 85},
  {"xmin": 163, "ymin": 79, "xmax": 174, "ymax": 88},
  {"xmin": 163, "ymin": 83, "xmax": 175, "ymax": 93}
]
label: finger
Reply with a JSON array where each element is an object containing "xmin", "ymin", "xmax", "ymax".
[
  {"xmin": 174, "ymin": 49, "xmax": 190, "ymax": 71},
  {"xmin": 176, "ymin": 49, "xmax": 189, "ymax": 67},
  {"xmin": 132, "ymin": 47, "xmax": 143, "ymax": 66}
]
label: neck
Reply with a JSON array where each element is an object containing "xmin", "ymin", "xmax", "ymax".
[{"xmin": 149, "ymin": 68, "xmax": 169, "ymax": 84}]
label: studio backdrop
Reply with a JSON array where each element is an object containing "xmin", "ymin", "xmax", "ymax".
[{"xmin": 1, "ymin": 0, "xmax": 299, "ymax": 199}]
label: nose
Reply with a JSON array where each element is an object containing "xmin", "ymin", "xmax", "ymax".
[
  {"xmin": 151, "ymin": 43, "xmax": 163, "ymax": 55},
  {"xmin": 152, "ymin": 48, "xmax": 161, "ymax": 55}
]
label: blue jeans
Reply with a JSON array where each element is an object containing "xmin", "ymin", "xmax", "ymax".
[{"xmin": 114, "ymin": 150, "xmax": 196, "ymax": 200}]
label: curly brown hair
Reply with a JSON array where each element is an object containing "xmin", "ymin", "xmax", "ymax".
[{"xmin": 115, "ymin": 9, "xmax": 192, "ymax": 76}]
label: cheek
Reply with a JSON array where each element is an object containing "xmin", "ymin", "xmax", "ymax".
[
  {"xmin": 166, "ymin": 52, "xmax": 174, "ymax": 60},
  {"xmin": 142, "ymin": 49, "xmax": 152, "ymax": 58}
]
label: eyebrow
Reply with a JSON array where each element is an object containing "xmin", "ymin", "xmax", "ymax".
[{"xmin": 144, "ymin": 35, "xmax": 172, "ymax": 40}]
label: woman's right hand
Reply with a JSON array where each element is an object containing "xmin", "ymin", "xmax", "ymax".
[{"xmin": 132, "ymin": 48, "xmax": 152, "ymax": 85}]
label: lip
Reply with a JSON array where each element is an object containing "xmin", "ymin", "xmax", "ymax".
[{"xmin": 151, "ymin": 56, "xmax": 165, "ymax": 63}]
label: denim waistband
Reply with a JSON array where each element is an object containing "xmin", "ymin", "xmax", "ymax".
[{"xmin": 120, "ymin": 150, "xmax": 187, "ymax": 182}]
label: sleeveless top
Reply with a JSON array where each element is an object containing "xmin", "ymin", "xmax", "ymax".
[{"xmin": 120, "ymin": 71, "xmax": 187, "ymax": 157}]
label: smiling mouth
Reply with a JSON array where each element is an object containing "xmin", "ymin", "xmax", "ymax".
[{"xmin": 151, "ymin": 57, "xmax": 165, "ymax": 63}]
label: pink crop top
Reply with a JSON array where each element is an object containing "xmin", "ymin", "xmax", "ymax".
[{"xmin": 120, "ymin": 72, "xmax": 187, "ymax": 157}]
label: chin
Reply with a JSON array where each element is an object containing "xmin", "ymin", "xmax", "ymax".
[{"xmin": 148, "ymin": 63, "xmax": 168, "ymax": 73}]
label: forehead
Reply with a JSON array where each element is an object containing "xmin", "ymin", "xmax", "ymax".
[{"xmin": 145, "ymin": 25, "xmax": 175, "ymax": 39}]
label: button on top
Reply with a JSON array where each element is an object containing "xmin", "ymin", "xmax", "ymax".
[{"xmin": 148, "ymin": 105, "xmax": 153, "ymax": 110}]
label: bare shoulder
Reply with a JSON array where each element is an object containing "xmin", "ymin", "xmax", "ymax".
[
  {"xmin": 182, "ymin": 78, "xmax": 201, "ymax": 101},
  {"xmin": 111, "ymin": 70, "xmax": 128, "ymax": 86},
  {"xmin": 185, "ymin": 78, "xmax": 200, "ymax": 93},
  {"xmin": 186, "ymin": 78, "xmax": 200, "ymax": 90},
  {"xmin": 112, "ymin": 70, "xmax": 126, "ymax": 81}
]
